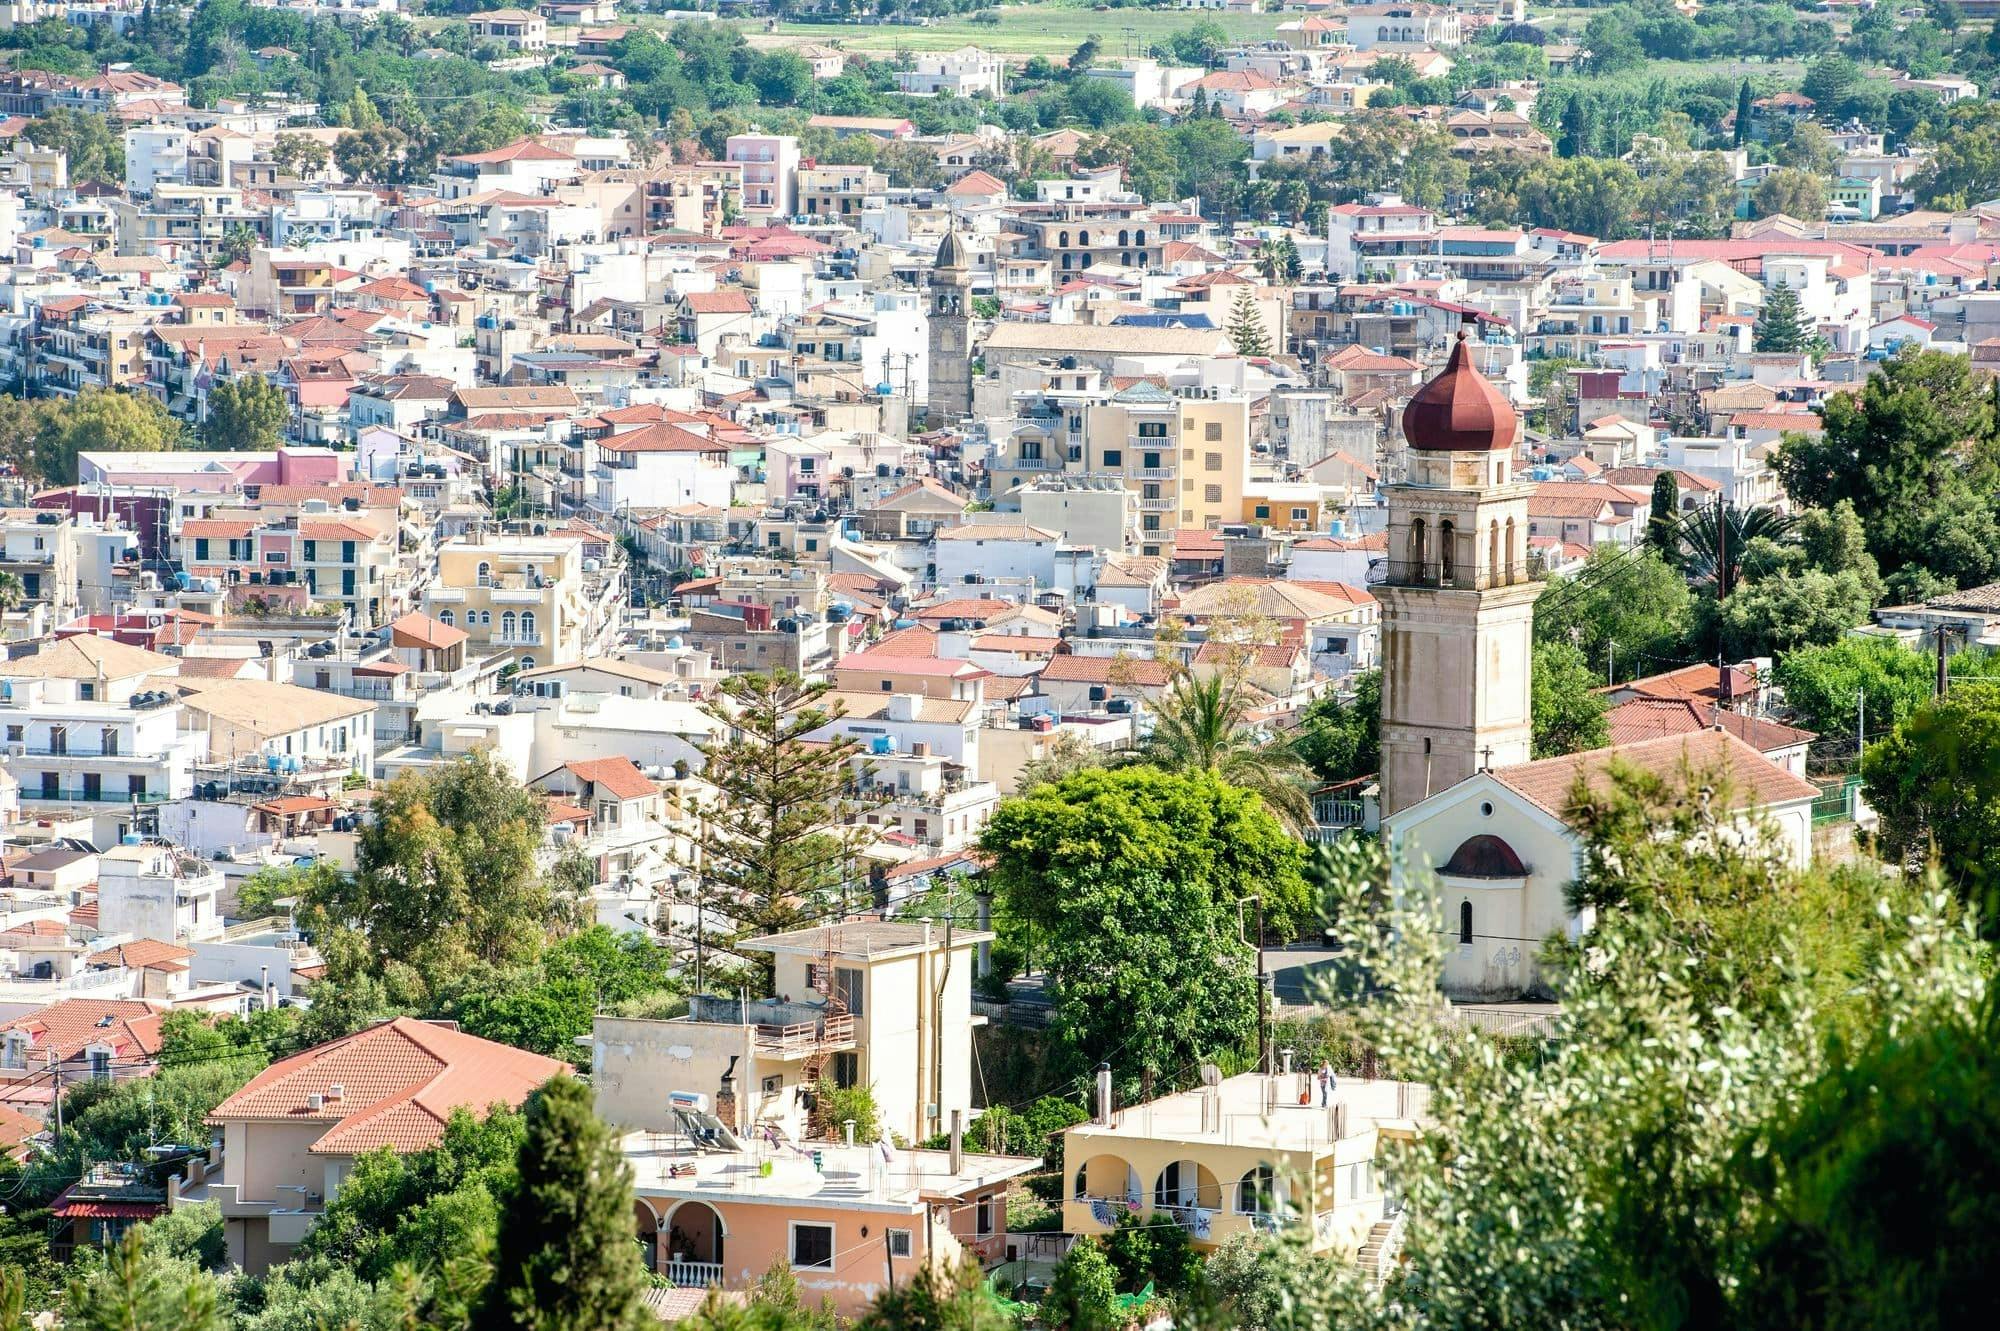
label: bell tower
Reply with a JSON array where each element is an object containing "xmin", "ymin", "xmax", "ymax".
[
  {"xmin": 1377, "ymin": 329, "xmax": 1543, "ymax": 818},
  {"xmin": 927, "ymin": 229, "xmax": 972, "ymax": 424}
]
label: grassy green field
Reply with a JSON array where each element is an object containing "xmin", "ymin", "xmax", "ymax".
[{"xmin": 752, "ymin": 4, "xmax": 1289, "ymax": 59}]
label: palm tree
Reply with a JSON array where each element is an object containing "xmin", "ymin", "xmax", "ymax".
[
  {"xmin": 1678, "ymin": 503, "xmax": 1799, "ymax": 594},
  {"xmin": 0, "ymin": 571, "xmax": 20, "ymax": 613},
  {"xmin": 1140, "ymin": 667, "xmax": 1317, "ymax": 834}
]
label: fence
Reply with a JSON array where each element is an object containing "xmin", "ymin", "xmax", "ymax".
[{"xmin": 1810, "ymin": 775, "xmax": 1862, "ymax": 826}]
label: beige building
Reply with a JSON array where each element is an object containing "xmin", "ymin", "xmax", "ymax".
[
  {"xmin": 1063, "ymin": 1068, "xmax": 1429, "ymax": 1280},
  {"xmin": 1376, "ymin": 336, "xmax": 1540, "ymax": 819},
  {"xmin": 180, "ymin": 1018, "xmax": 565, "ymax": 1272},
  {"xmin": 592, "ymin": 922, "xmax": 987, "ymax": 1149},
  {"xmin": 422, "ymin": 532, "xmax": 598, "ymax": 670}
]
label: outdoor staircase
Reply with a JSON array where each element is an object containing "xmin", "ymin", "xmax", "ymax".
[{"xmin": 1357, "ymin": 1211, "xmax": 1407, "ymax": 1289}]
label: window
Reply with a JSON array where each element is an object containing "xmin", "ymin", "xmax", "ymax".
[
  {"xmin": 976, "ymin": 1196, "xmax": 994, "ymax": 1235},
  {"xmin": 437, "ymin": 610, "xmax": 454, "ymax": 627},
  {"xmin": 303, "ymin": 540, "xmax": 317, "ymax": 562},
  {"xmin": 1458, "ymin": 900, "xmax": 1473, "ymax": 946},
  {"xmin": 790, "ymin": 1222, "xmax": 834, "ymax": 1270},
  {"xmin": 1237, "ymin": 1164, "xmax": 1276, "ymax": 1215},
  {"xmin": 833, "ymin": 1051, "xmax": 859, "ymax": 1088},
  {"xmin": 887, "ymin": 1229, "xmax": 913, "ymax": 1259},
  {"xmin": 1205, "ymin": 453, "xmax": 1222, "ymax": 472},
  {"xmin": 129, "ymin": 775, "xmax": 147, "ymax": 799},
  {"xmin": 1204, "ymin": 485, "xmax": 1223, "ymax": 504},
  {"xmin": 1254, "ymin": 505, "xmax": 1270, "ymax": 520},
  {"xmin": 1292, "ymin": 508, "xmax": 1310, "ymax": 522},
  {"xmin": 1137, "ymin": 422, "xmax": 1167, "ymax": 439},
  {"xmin": 835, "ymin": 967, "xmax": 864, "ymax": 1016},
  {"xmin": 1204, "ymin": 422, "xmax": 1222, "ymax": 442},
  {"xmin": 100, "ymin": 727, "xmax": 118, "ymax": 757},
  {"xmin": 4, "ymin": 726, "xmax": 20, "ymax": 743},
  {"xmin": 1101, "ymin": 450, "xmax": 1121, "ymax": 467}
]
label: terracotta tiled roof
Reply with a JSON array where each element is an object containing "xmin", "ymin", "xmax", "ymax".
[
  {"xmin": 390, "ymin": 611, "xmax": 468, "ymax": 652},
  {"xmin": 864, "ymin": 626, "xmax": 940, "ymax": 657},
  {"xmin": 562, "ymin": 756, "xmax": 657, "ymax": 802},
  {"xmin": 1605, "ymin": 698, "xmax": 1815, "ymax": 752},
  {"xmin": 681, "ymin": 290, "xmax": 753, "ymax": 315},
  {"xmin": 1491, "ymin": 729, "xmax": 1817, "ymax": 819},
  {"xmin": 86, "ymin": 939, "xmax": 195, "ymax": 972},
  {"xmin": 1607, "ymin": 662, "xmax": 1759, "ymax": 705},
  {"xmin": 1037, "ymin": 654, "xmax": 1172, "ymax": 687},
  {"xmin": 208, "ymin": 1017, "xmax": 565, "ymax": 1155},
  {"xmin": 0, "ymin": 999, "xmax": 166, "ymax": 1063}
]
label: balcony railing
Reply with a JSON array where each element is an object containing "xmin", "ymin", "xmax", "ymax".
[
  {"xmin": 21, "ymin": 786, "xmax": 166, "ymax": 804},
  {"xmin": 665, "ymin": 1260, "xmax": 724, "ymax": 1288},
  {"xmin": 752, "ymin": 1013, "xmax": 855, "ymax": 1056}
]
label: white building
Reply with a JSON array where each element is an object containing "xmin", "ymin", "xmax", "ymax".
[
  {"xmin": 932, "ymin": 523, "xmax": 1062, "ymax": 591},
  {"xmin": 97, "ymin": 842, "xmax": 226, "ymax": 944},
  {"xmin": 895, "ymin": 47, "xmax": 1005, "ymax": 99}
]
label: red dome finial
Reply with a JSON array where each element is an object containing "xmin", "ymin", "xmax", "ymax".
[{"xmin": 1402, "ymin": 323, "xmax": 1517, "ymax": 453}]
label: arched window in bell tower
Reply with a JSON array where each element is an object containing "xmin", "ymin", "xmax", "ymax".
[
  {"xmin": 1487, "ymin": 521, "xmax": 1500, "ymax": 585},
  {"xmin": 1407, "ymin": 517, "xmax": 1427, "ymax": 579},
  {"xmin": 1438, "ymin": 520, "xmax": 1455, "ymax": 584},
  {"xmin": 1504, "ymin": 517, "xmax": 1518, "ymax": 582}
]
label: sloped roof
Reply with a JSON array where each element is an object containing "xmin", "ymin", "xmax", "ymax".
[
  {"xmin": 0, "ymin": 635, "xmax": 176, "ymax": 682},
  {"xmin": 562, "ymin": 756, "xmax": 657, "ymax": 802},
  {"xmin": 207, "ymin": 1017, "xmax": 565, "ymax": 1155},
  {"xmin": 1037, "ymin": 654, "xmax": 1172, "ymax": 687},
  {"xmin": 0, "ymin": 999, "xmax": 165, "ymax": 1062},
  {"xmin": 1489, "ymin": 729, "xmax": 1818, "ymax": 819}
]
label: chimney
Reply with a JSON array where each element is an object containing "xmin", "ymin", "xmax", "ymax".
[
  {"xmin": 325, "ymin": 1084, "xmax": 343, "ymax": 1103},
  {"xmin": 843, "ymin": 1119, "xmax": 857, "ymax": 1147},
  {"xmin": 1280, "ymin": 1048, "xmax": 1294, "ymax": 1076},
  {"xmin": 887, "ymin": 692, "xmax": 920, "ymax": 723},
  {"xmin": 716, "ymin": 1054, "xmax": 739, "ymax": 1133},
  {"xmin": 949, "ymin": 1108, "xmax": 963, "ymax": 1175},
  {"xmin": 1094, "ymin": 1062, "xmax": 1113, "ymax": 1126},
  {"xmin": 260, "ymin": 965, "xmax": 271, "ymax": 1011}
]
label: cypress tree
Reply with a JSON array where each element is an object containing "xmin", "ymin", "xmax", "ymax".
[
  {"xmin": 1647, "ymin": 472, "xmax": 1681, "ymax": 558},
  {"xmin": 489, "ymin": 1076, "xmax": 648, "ymax": 1331},
  {"xmin": 1734, "ymin": 79, "xmax": 1754, "ymax": 148},
  {"xmin": 1558, "ymin": 97, "xmax": 1591, "ymax": 159}
]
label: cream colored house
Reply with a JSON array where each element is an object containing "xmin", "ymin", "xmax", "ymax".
[
  {"xmin": 1062, "ymin": 1068, "xmax": 1429, "ymax": 1280},
  {"xmin": 179, "ymin": 1018, "xmax": 565, "ymax": 1272},
  {"xmin": 592, "ymin": 921, "xmax": 987, "ymax": 1149},
  {"xmin": 1385, "ymin": 729, "xmax": 1819, "ymax": 1000},
  {"xmin": 422, "ymin": 532, "xmax": 596, "ymax": 669}
]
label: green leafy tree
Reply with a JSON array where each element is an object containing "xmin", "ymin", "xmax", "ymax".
[
  {"xmin": 22, "ymin": 108, "xmax": 124, "ymax": 182},
  {"xmin": 1753, "ymin": 169, "xmax": 1828, "ymax": 221},
  {"xmin": 1292, "ymin": 670, "xmax": 1380, "ymax": 784},
  {"xmin": 488, "ymin": 1075, "xmax": 647, "ymax": 1331},
  {"xmin": 980, "ymin": 767, "xmax": 1305, "ymax": 1081},
  {"xmin": 40, "ymin": 389, "xmax": 183, "ymax": 485},
  {"xmin": 1678, "ymin": 503, "xmax": 1798, "ymax": 594},
  {"xmin": 858, "ymin": 1259, "xmax": 1016, "ymax": 1331},
  {"xmin": 1067, "ymin": 78, "xmax": 1133, "ymax": 129},
  {"xmin": 1773, "ymin": 348, "xmax": 1999, "ymax": 585},
  {"xmin": 1043, "ymin": 1240, "xmax": 1119, "ymax": 1331},
  {"xmin": 1534, "ymin": 547, "xmax": 1696, "ymax": 684},
  {"xmin": 1141, "ymin": 668, "xmax": 1314, "ymax": 832},
  {"xmin": 198, "ymin": 373, "xmax": 290, "ymax": 450},
  {"xmin": 684, "ymin": 672, "xmax": 876, "ymax": 987},
  {"xmin": 1100, "ymin": 1210, "xmax": 1203, "ymax": 1298},
  {"xmin": 1223, "ymin": 287, "xmax": 1271, "ymax": 357},
  {"xmin": 1707, "ymin": 568, "xmax": 1878, "ymax": 658},
  {"xmin": 1772, "ymin": 637, "xmax": 1934, "ymax": 742},
  {"xmin": 1754, "ymin": 280, "xmax": 1810, "ymax": 352},
  {"xmin": 1862, "ymin": 681, "xmax": 2000, "ymax": 936},
  {"xmin": 303, "ymin": 751, "xmax": 551, "ymax": 993},
  {"xmin": 1531, "ymin": 641, "xmax": 1610, "ymax": 759}
]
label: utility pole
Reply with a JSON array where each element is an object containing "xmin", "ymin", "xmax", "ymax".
[
  {"xmin": 1606, "ymin": 638, "xmax": 1615, "ymax": 687},
  {"xmin": 1254, "ymin": 895, "xmax": 1268, "ymax": 1076},
  {"xmin": 1937, "ymin": 624, "xmax": 1952, "ymax": 699},
  {"xmin": 1857, "ymin": 686, "xmax": 1865, "ymax": 763}
]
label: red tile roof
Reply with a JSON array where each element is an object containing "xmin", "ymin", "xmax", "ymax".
[
  {"xmin": 1490, "ymin": 728, "xmax": 1816, "ymax": 819},
  {"xmin": 1038, "ymin": 654, "xmax": 1172, "ymax": 687},
  {"xmin": 208, "ymin": 1017, "xmax": 565, "ymax": 1155},
  {"xmin": 0, "ymin": 999, "xmax": 165, "ymax": 1063},
  {"xmin": 563, "ymin": 756, "xmax": 658, "ymax": 802}
]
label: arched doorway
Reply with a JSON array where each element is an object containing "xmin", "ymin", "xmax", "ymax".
[
  {"xmin": 663, "ymin": 1200, "xmax": 726, "ymax": 1286},
  {"xmin": 634, "ymin": 1199, "xmax": 661, "ymax": 1273}
]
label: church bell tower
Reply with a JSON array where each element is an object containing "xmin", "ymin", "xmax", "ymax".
[
  {"xmin": 927, "ymin": 229, "xmax": 973, "ymax": 425},
  {"xmin": 1377, "ymin": 329, "xmax": 1543, "ymax": 818}
]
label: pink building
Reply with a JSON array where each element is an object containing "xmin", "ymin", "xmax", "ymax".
[
  {"xmin": 74, "ymin": 446, "xmax": 346, "ymax": 492},
  {"xmin": 627, "ymin": 1132, "xmax": 1037, "ymax": 1317}
]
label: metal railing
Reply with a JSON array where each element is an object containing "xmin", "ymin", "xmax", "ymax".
[
  {"xmin": 20, "ymin": 786, "xmax": 166, "ymax": 804},
  {"xmin": 752, "ymin": 1013, "xmax": 855, "ymax": 1055},
  {"xmin": 1379, "ymin": 559, "xmax": 1541, "ymax": 591}
]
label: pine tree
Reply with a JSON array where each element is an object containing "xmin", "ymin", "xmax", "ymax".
[
  {"xmin": 1754, "ymin": 280, "xmax": 1809, "ymax": 353},
  {"xmin": 682, "ymin": 671, "xmax": 878, "ymax": 988},
  {"xmin": 1734, "ymin": 79, "xmax": 1754, "ymax": 148},
  {"xmin": 489, "ymin": 1076, "xmax": 648, "ymax": 1331},
  {"xmin": 1647, "ymin": 472, "xmax": 1681, "ymax": 557},
  {"xmin": 1224, "ymin": 287, "xmax": 1271, "ymax": 357},
  {"xmin": 61, "ymin": 1230, "xmax": 225, "ymax": 1331}
]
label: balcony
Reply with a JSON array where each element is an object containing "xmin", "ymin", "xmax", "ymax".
[
  {"xmin": 751, "ymin": 1013, "xmax": 855, "ymax": 1057},
  {"xmin": 20, "ymin": 786, "xmax": 167, "ymax": 804},
  {"xmin": 665, "ymin": 1260, "xmax": 724, "ymax": 1288},
  {"xmin": 1138, "ymin": 496, "xmax": 1174, "ymax": 512}
]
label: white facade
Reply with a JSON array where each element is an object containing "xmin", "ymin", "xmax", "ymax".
[
  {"xmin": 895, "ymin": 47, "xmax": 1004, "ymax": 99},
  {"xmin": 97, "ymin": 842, "xmax": 226, "ymax": 943}
]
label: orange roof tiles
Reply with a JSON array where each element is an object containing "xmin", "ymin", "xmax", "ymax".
[
  {"xmin": 1490, "ymin": 729, "xmax": 1819, "ymax": 819},
  {"xmin": 208, "ymin": 1017, "xmax": 565, "ymax": 1156}
]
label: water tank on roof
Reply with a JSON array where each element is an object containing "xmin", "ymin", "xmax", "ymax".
[
  {"xmin": 122, "ymin": 834, "xmax": 140, "ymax": 846},
  {"xmin": 266, "ymin": 755, "xmax": 281, "ymax": 773},
  {"xmin": 871, "ymin": 736, "xmax": 893, "ymax": 755},
  {"xmin": 668, "ymin": 636, "xmax": 684, "ymax": 649}
]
